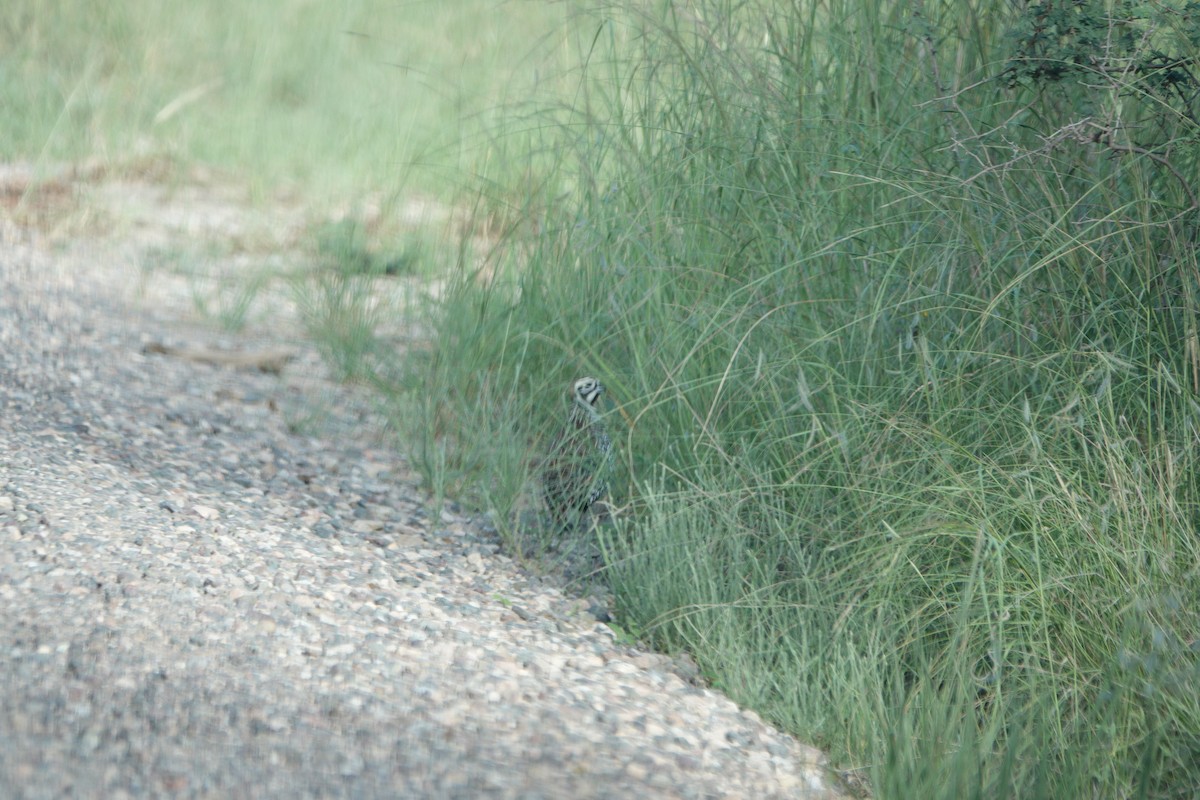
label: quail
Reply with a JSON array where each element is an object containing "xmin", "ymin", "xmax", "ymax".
[{"xmin": 543, "ymin": 376, "xmax": 612, "ymax": 526}]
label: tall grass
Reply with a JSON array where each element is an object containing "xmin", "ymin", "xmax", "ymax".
[
  {"xmin": 0, "ymin": 0, "xmax": 579, "ymax": 202},
  {"xmin": 404, "ymin": 0, "xmax": 1200, "ymax": 796}
]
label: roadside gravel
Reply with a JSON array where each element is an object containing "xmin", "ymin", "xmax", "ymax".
[{"xmin": 0, "ymin": 200, "xmax": 847, "ymax": 798}]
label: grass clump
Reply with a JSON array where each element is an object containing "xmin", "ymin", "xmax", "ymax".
[{"xmin": 404, "ymin": 0, "xmax": 1200, "ymax": 796}]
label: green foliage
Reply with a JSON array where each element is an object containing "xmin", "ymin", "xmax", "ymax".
[
  {"xmin": 1004, "ymin": 0, "xmax": 1200, "ymax": 103},
  {"xmin": 407, "ymin": 0, "xmax": 1200, "ymax": 796},
  {"xmin": 140, "ymin": 243, "xmax": 275, "ymax": 332},
  {"xmin": 290, "ymin": 260, "xmax": 387, "ymax": 383},
  {"xmin": 314, "ymin": 219, "xmax": 420, "ymax": 278},
  {"xmin": 0, "ymin": 0, "xmax": 582, "ymax": 203},
  {"xmin": 1002, "ymin": 0, "xmax": 1200, "ymax": 207}
]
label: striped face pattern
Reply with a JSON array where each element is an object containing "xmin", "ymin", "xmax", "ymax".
[{"xmin": 573, "ymin": 376, "xmax": 604, "ymax": 409}]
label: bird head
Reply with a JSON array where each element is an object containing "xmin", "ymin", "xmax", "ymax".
[{"xmin": 572, "ymin": 376, "xmax": 605, "ymax": 409}]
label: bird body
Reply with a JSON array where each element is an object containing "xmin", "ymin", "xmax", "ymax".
[{"xmin": 543, "ymin": 377, "xmax": 612, "ymax": 526}]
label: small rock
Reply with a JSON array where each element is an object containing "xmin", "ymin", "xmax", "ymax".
[
  {"xmin": 607, "ymin": 660, "xmax": 639, "ymax": 676},
  {"xmin": 351, "ymin": 519, "xmax": 384, "ymax": 534},
  {"xmin": 725, "ymin": 728, "xmax": 755, "ymax": 748},
  {"xmin": 193, "ymin": 505, "xmax": 220, "ymax": 520},
  {"xmin": 625, "ymin": 761, "xmax": 650, "ymax": 781}
]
